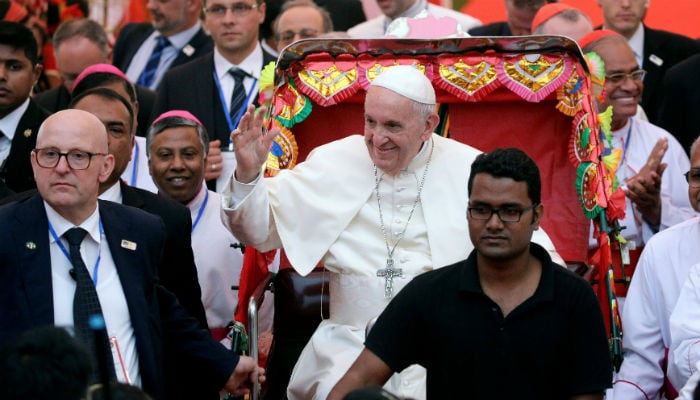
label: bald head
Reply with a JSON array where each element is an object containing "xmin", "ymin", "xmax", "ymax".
[
  {"xmin": 38, "ymin": 110, "xmax": 109, "ymax": 151},
  {"xmin": 33, "ymin": 109, "xmax": 114, "ymax": 224}
]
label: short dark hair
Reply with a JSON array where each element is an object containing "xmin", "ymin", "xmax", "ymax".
[
  {"xmin": 72, "ymin": 72, "xmax": 137, "ymax": 103},
  {"xmin": 468, "ymin": 147, "xmax": 541, "ymax": 205},
  {"xmin": 0, "ymin": 326, "xmax": 92, "ymax": 400},
  {"xmin": 146, "ymin": 116, "xmax": 210, "ymax": 157},
  {"xmin": 0, "ymin": 21, "xmax": 38, "ymax": 65},
  {"xmin": 69, "ymin": 87, "xmax": 135, "ymax": 134}
]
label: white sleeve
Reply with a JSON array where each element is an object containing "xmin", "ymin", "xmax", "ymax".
[
  {"xmin": 220, "ymin": 173, "xmax": 282, "ymax": 252},
  {"xmin": 669, "ymin": 264, "xmax": 700, "ymax": 391},
  {"xmin": 677, "ymin": 362, "xmax": 700, "ymax": 400},
  {"xmin": 612, "ymin": 245, "xmax": 667, "ymax": 400}
]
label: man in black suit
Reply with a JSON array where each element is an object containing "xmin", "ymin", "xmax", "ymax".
[
  {"xmin": 597, "ymin": 0, "xmax": 700, "ymax": 124},
  {"xmin": 656, "ymin": 54, "xmax": 700, "ymax": 156},
  {"xmin": 34, "ymin": 18, "xmax": 156, "ymax": 138},
  {"xmin": 0, "ymin": 109, "xmax": 264, "ymax": 400},
  {"xmin": 154, "ymin": 0, "xmax": 275, "ymax": 190},
  {"xmin": 468, "ymin": 0, "xmax": 555, "ymax": 36},
  {"xmin": 71, "ymin": 88, "xmax": 218, "ymax": 400},
  {"xmin": 0, "ymin": 21, "xmax": 49, "ymax": 193},
  {"xmin": 112, "ymin": 0, "xmax": 213, "ymax": 91}
]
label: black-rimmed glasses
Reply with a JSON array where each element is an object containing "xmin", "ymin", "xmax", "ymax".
[
  {"xmin": 33, "ymin": 148, "xmax": 107, "ymax": 170},
  {"xmin": 468, "ymin": 204, "xmax": 538, "ymax": 223},
  {"xmin": 685, "ymin": 168, "xmax": 700, "ymax": 189}
]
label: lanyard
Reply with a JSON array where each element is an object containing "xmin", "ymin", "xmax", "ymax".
[
  {"xmin": 212, "ymin": 69, "xmax": 258, "ymax": 149},
  {"xmin": 130, "ymin": 141, "xmax": 139, "ymax": 186},
  {"xmin": 619, "ymin": 119, "xmax": 633, "ymax": 169},
  {"xmin": 49, "ymin": 220, "xmax": 103, "ymax": 286},
  {"xmin": 191, "ymin": 189, "xmax": 209, "ymax": 233}
]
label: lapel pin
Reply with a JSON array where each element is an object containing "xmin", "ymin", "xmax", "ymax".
[
  {"xmin": 23, "ymin": 129, "xmax": 31, "ymax": 138},
  {"xmin": 121, "ymin": 240, "xmax": 137, "ymax": 251},
  {"xmin": 183, "ymin": 45, "xmax": 195, "ymax": 57},
  {"xmin": 649, "ymin": 54, "xmax": 663, "ymax": 67},
  {"xmin": 25, "ymin": 241, "xmax": 36, "ymax": 250}
]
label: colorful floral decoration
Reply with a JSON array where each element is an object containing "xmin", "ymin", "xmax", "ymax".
[
  {"xmin": 585, "ymin": 52, "xmax": 606, "ymax": 104},
  {"xmin": 259, "ymin": 38, "xmax": 625, "ymax": 368},
  {"xmin": 273, "ymin": 79, "xmax": 312, "ymax": 129},
  {"xmin": 435, "ymin": 55, "xmax": 500, "ymax": 101},
  {"xmin": 498, "ymin": 53, "xmax": 571, "ymax": 102},
  {"xmin": 265, "ymin": 123, "xmax": 298, "ymax": 176},
  {"xmin": 293, "ymin": 53, "xmax": 360, "ymax": 106},
  {"xmin": 556, "ymin": 67, "xmax": 584, "ymax": 116}
]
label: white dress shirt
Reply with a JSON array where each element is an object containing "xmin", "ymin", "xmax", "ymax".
[
  {"xmin": 47, "ymin": 202, "xmax": 140, "ymax": 386},
  {"xmin": 125, "ymin": 21, "xmax": 203, "ymax": 90},
  {"xmin": 0, "ymin": 98, "xmax": 29, "ymax": 167},
  {"xmin": 120, "ymin": 137, "xmax": 157, "ymax": 193}
]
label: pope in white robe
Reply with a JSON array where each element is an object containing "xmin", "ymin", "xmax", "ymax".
[{"xmin": 221, "ymin": 66, "xmax": 562, "ymax": 400}]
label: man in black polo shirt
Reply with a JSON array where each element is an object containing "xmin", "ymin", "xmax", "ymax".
[{"xmin": 328, "ymin": 148, "xmax": 612, "ymax": 400}]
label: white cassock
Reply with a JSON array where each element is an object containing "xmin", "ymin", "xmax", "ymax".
[
  {"xmin": 668, "ymin": 262, "xmax": 700, "ymax": 393},
  {"xmin": 189, "ymin": 186, "xmax": 245, "ymax": 329},
  {"xmin": 610, "ymin": 217, "xmax": 700, "ymax": 400},
  {"xmin": 221, "ymin": 134, "xmax": 563, "ymax": 400},
  {"xmin": 121, "ymin": 137, "xmax": 157, "ymax": 193},
  {"xmin": 610, "ymin": 117, "xmax": 694, "ymax": 246},
  {"xmin": 347, "ymin": 0, "xmax": 481, "ymax": 38}
]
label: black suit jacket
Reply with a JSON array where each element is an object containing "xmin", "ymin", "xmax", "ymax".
[
  {"xmin": 0, "ymin": 99, "xmax": 49, "ymax": 193},
  {"xmin": 112, "ymin": 23, "xmax": 214, "ymax": 86},
  {"xmin": 119, "ymin": 182, "xmax": 207, "ymax": 327},
  {"xmin": 33, "ymin": 84, "xmax": 157, "ymax": 137},
  {"xmin": 314, "ymin": 0, "xmax": 366, "ymax": 32},
  {"xmin": 0, "ymin": 195, "xmax": 236, "ymax": 400},
  {"xmin": 640, "ymin": 25, "xmax": 700, "ymax": 123},
  {"xmin": 153, "ymin": 49, "xmax": 277, "ymax": 144},
  {"xmin": 120, "ymin": 183, "xmax": 220, "ymax": 400},
  {"xmin": 468, "ymin": 21, "xmax": 512, "ymax": 36},
  {"xmin": 656, "ymin": 53, "xmax": 700, "ymax": 155}
]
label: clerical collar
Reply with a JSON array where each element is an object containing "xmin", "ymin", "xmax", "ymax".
[
  {"xmin": 0, "ymin": 98, "xmax": 30, "ymax": 141},
  {"xmin": 98, "ymin": 181, "xmax": 123, "ymax": 204},
  {"xmin": 186, "ymin": 183, "xmax": 208, "ymax": 212},
  {"xmin": 44, "ymin": 201, "xmax": 102, "ymax": 244}
]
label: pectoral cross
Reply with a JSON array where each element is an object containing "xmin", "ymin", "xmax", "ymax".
[{"xmin": 377, "ymin": 258, "xmax": 403, "ymax": 298}]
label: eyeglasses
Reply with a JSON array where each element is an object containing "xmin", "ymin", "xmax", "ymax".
[
  {"xmin": 33, "ymin": 148, "xmax": 107, "ymax": 170},
  {"xmin": 204, "ymin": 2, "xmax": 258, "ymax": 17},
  {"xmin": 468, "ymin": 204, "xmax": 538, "ymax": 223},
  {"xmin": 605, "ymin": 69, "xmax": 646, "ymax": 85},
  {"xmin": 685, "ymin": 168, "xmax": 700, "ymax": 188},
  {"xmin": 276, "ymin": 29, "xmax": 320, "ymax": 43}
]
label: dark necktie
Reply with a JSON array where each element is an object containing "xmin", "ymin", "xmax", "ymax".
[
  {"xmin": 138, "ymin": 36, "xmax": 171, "ymax": 88},
  {"xmin": 64, "ymin": 227, "xmax": 116, "ymax": 382},
  {"xmin": 229, "ymin": 67, "xmax": 251, "ymax": 122}
]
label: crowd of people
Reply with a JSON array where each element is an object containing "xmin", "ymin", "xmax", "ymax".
[{"xmin": 1, "ymin": 0, "xmax": 700, "ymax": 399}]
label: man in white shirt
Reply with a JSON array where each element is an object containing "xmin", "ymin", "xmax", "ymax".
[
  {"xmin": 607, "ymin": 136, "xmax": 700, "ymax": 399},
  {"xmin": 347, "ymin": 0, "xmax": 481, "ymax": 38}
]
